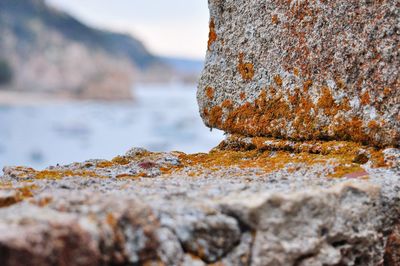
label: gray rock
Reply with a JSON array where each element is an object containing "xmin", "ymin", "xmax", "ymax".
[
  {"xmin": 0, "ymin": 147, "xmax": 399, "ymax": 265},
  {"xmin": 220, "ymin": 183, "xmax": 385, "ymax": 265},
  {"xmin": 198, "ymin": 0, "xmax": 399, "ymax": 147}
]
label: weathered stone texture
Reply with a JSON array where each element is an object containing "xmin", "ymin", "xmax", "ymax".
[
  {"xmin": 198, "ymin": 0, "xmax": 399, "ymax": 147},
  {"xmin": 0, "ymin": 146, "xmax": 399, "ymax": 265}
]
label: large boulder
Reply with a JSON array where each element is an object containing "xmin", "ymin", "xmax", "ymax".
[{"xmin": 198, "ymin": 0, "xmax": 399, "ymax": 147}]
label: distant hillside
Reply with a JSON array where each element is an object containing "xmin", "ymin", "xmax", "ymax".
[
  {"xmin": 0, "ymin": 0, "xmax": 183, "ymax": 100},
  {"xmin": 0, "ymin": 0, "xmax": 158, "ymax": 68}
]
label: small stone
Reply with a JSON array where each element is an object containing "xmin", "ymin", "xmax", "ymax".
[
  {"xmin": 125, "ymin": 147, "xmax": 149, "ymax": 157},
  {"xmin": 353, "ymin": 150, "xmax": 370, "ymax": 164}
]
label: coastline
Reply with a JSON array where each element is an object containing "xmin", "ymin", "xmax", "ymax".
[{"xmin": 0, "ymin": 90, "xmax": 136, "ymax": 106}]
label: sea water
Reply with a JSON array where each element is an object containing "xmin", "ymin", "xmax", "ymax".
[{"xmin": 0, "ymin": 84, "xmax": 224, "ymax": 169}]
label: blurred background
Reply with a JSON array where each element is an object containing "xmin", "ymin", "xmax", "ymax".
[{"xmin": 0, "ymin": 0, "xmax": 224, "ymax": 169}]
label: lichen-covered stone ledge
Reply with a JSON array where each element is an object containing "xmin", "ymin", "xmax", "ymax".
[
  {"xmin": 0, "ymin": 145, "xmax": 400, "ymax": 265},
  {"xmin": 198, "ymin": 0, "xmax": 399, "ymax": 147}
]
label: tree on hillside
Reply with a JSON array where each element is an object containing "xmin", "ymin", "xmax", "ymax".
[{"xmin": 0, "ymin": 59, "xmax": 13, "ymax": 85}]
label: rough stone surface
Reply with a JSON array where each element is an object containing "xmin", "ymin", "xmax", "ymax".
[
  {"xmin": 198, "ymin": 0, "xmax": 399, "ymax": 147},
  {"xmin": 0, "ymin": 143, "xmax": 399, "ymax": 265}
]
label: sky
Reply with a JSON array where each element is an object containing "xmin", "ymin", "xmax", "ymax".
[{"xmin": 46, "ymin": 0, "xmax": 210, "ymax": 60}]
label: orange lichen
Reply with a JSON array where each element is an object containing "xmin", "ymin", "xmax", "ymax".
[
  {"xmin": 340, "ymin": 97, "xmax": 352, "ymax": 111},
  {"xmin": 330, "ymin": 164, "xmax": 365, "ymax": 178},
  {"xmin": 368, "ymin": 120, "xmax": 380, "ymax": 130},
  {"xmin": 360, "ymin": 91, "xmax": 371, "ymax": 105},
  {"xmin": 293, "ymin": 68, "xmax": 299, "ymax": 77},
  {"xmin": 0, "ymin": 185, "xmax": 38, "ymax": 208},
  {"xmin": 274, "ymin": 75, "xmax": 283, "ymax": 87},
  {"xmin": 203, "ymin": 108, "xmax": 209, "ymax": 117},
  {"xmin": 303, "ymin": 80, "xmax": 313, "ymax": 92},
  {"xmin": 317, "ymin": 87, "xmax": 337, "ymax": 115},
  {"xmin": 213, "ymin": 135, "xmax": 390, "ymax": 177},
  {"xmin": 17, "ymin": 185, "xmax": 37, "ymax": 198},
  {"xmin": 203, "ymin": 76, "xmax": 383, "ymax": 146},
  {"xmin": 238, "ymin": 52, "xmax": 255, "ymax": 81},
  {"xmin": 0, "ymin": 195, "xmax": 19, "ymax": 208},
  {"xmin": 97, "ymin": 161, "xmax": 114, "ymax": 168},
  {"xmin": 34, "ymin": 169, "xmax": 102, "ymax": 180},
  {"xmin": 106, "ymin": 213, "xmax": 117, "ymax": 227},
  {"xmin": 35, "ymin": 196, "xmax": 53, "ymax": 207},
  {"xmin": 116, "ymin": 174, "xmax": 140, "ymax": 179},
  {"xmin": 205, "ymin": 87, "xmax": 215, "ymax": 100},
  {"xmin": 208, "ymin": 19, "xmax": 217, "ymax": 50},
  {"xmin": 333, "ymin": 117, "xmax": 370, "ymax": 144},
  {"xmin": 208, "ymin": 106, "xmax": 223, "ymax": 127},
  {"xmin": 370, "ymin": 149, "xmax": 387, "ymax": 168},
  {"xmin": 240, "ymin": 92, "xmax": 246, "ymax": 100},
  {"xmin": 336, "ymin": 79, "xmax": 345, "ymax": 89},
  {"xmin": 271, "ymin": 14, "xmax": 280, "ymax": 24},
  {"xmin": 35, "ymin": 170, "xmax": 67, "ymax": 180},
  {"xmin": 177, "ymin": 140, "xmax": 373, "ymax": 178},
  {"xmin": 0, "ymin": 182, "xmax": 12, "ymax": 189},
  {"xmin": 218, "ymin": 90, "xmax": 289, "ymax": 137},
  {"xmin": 95, "ymin": 156, "xmax": 131, "ymax": 168},
  {"xmin": 112, "ymin": 156, "xmax": 131, "ymax": 165},
  {"xmin": 221, "ymin": 99, "xmax": 233, "ymax": 109},
  {"xmin": 383, "ymin": 87, "xmax": 391, "ymax": 97}
]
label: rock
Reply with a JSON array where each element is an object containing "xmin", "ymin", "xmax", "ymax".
[
  {"xmin": 384, "ymin": 225, "xmax": 400, "ymax": 266},
  {"xmin": 220, "ymin": 184, "xmax": 385, "ymax": 265},
  {"xmin": 198, "ymin": 0, "xmax": 399, "ymax": 147},
  {"xmin": 0, "ymin": 145, "xmax": 399, "ymax": 265},
  {"xmin": 0, "ymin": 206, "xmax": 101, "ymax": 266},
  {"xmin": 220, "ymin": 232, "xmax": 253, "ymax": 266},
  {"xmin": 172, "ymin": 213, "xmax": 241, "ymax": 263}
]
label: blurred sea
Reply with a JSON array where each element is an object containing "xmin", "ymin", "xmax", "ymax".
[{"xmin": 0, "ymin": 84, "xmax": 224, "ymax": 170}]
